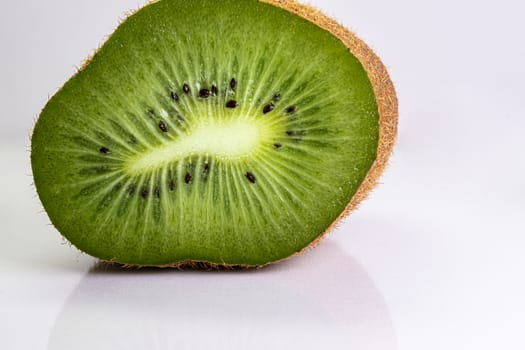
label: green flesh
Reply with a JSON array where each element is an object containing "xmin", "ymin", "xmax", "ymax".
[{"xmin": 31, "ymin": 0, "xmax": 379, "ymax": 266}]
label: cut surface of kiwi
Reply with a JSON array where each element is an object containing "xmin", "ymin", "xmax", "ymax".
[{"xmin": 31, "ymin": 0, "xmax": 397, "ymax": 267}]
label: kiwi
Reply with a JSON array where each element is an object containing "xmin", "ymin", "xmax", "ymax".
[{"xmin": 31, "ymin": 0, "xmax": 397, "ymax": 267}]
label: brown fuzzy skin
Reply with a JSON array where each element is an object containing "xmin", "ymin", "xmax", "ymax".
[{"xmin": 93, "ymin": 0, "xmax": 397, "ymax": 270}]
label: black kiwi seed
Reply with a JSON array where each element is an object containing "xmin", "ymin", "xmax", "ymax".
[
  {"xmin": 286, "ymin": 106, "xmax": 297, "ymax": 114},
  {"xmin": 99, "ymin": 147, "xmax": 110, "ymax": 154},
  {"xmin": 185, "ymin": 173, "xmax": 192, "ymax": 184},
  {"xmin": 263, "ymin": 103, "xmax": 275, "ymax": 114},
  {"xmin": 245, "ymin": 172, "xmax": 257, "ymax": 184},
  {"xmin": 154, "ymin": 187, "xmax": 161, "ymax": 198},
  {"xmin": 199, "ymin": 89, "xmax": 211, "ymax": 98},
  {"xmin": 171, "ymin": 92, "xmax": 179, "ymax": 101},
  {"xmin": 211, "ymin": 85, "xmax": 218, "ymax": 96},
  {"xmin": 168, "ymin": 179, "xmax": 175, "ymax": 191},
  {"xmin": 141, "ymin": 188, "xmax": 149, "ymax": 199},
  {"xmin": 286, "ymin": 130, "xmax": 306, "ymax": 141},
  {"xmin": 226, "ymin": 100, "xmax": 238, "ymax": 108},
  {"xmin": 158, "ymin": 121, "xmax": 168, "ymax": 132},
  {"xmin": 230, "ymin": 78, "xmax": 237, "ymax": 90},
  {"xmin": 274, "ymin": 143, "xmax": 282, "ymax": 149},
  {"xmin": 202, "ymin": 164, "xmax": 210, "ymax": 181},
  {"xmin": 126, "ymin": 185, "xmax": 135, "ymax": 196},
  {"xmin": 183, "ymin": 84, "xmax": 191, "ymax": 94},
  {"xmin": 272, "ymin": 93, "xmax": 281, "ymax": 102}
]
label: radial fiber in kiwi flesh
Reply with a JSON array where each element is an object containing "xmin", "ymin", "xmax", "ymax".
[{"xmin": 31, "ymin": 0, "xmax": 397, "ymax": 267}]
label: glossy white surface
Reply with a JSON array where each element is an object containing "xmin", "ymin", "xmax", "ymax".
[{"xmin": 1, "ymin": 0, "xmax": 524, "ymax": 349}]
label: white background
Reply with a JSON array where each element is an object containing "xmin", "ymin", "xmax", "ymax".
[{"xmin": 1, "ymin": 0, "xmax": 524, "ymax": 349}]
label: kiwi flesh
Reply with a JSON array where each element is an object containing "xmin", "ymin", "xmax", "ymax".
[{"xmin": 31, "ymin": 0, "xmax": 397, "ymax": 267}]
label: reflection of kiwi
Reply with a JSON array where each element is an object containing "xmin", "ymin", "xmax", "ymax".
[
  {"xmin": 31, "ymin": 0, "xmax": 397, "ymax": 267},
  {"xmin": 48, "ymin": 243, "xmax": 396, "ymax": 350}
]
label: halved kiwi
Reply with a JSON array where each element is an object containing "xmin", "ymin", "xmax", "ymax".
[{"xmin": 31, "ymin": 0, "xmax": 397, "ymax": 267}]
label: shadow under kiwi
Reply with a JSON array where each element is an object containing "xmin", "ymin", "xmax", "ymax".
[{"xmin": 47, "ymin": 240, "xmax": 397, "ymax": 350}]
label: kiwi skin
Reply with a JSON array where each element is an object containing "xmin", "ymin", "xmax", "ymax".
[{"xmin": 37, "ymin": 0, "xmax": 398, "ymax": 270}]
